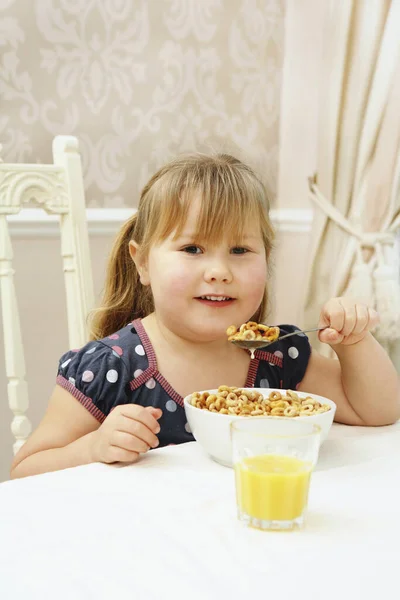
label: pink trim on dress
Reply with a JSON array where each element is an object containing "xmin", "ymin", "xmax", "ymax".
[
  {"xmin": 56, "ymin": 375, "xmax": 106, "ymax": 423},
  {"xmin": 245, "ymin": 358, "xmax": 260, "ymax": 387},
  {"xmin": 132, "ymin": 319, "xmax": 157, "ymax": 367},
  {"xmin": 254, "ymin": 350, "xmax": 283, "ymax": 367},
  {"xmin": 130, "ymin": 319, "xmax": 184, "ymax": 405},
  {"xmin": 154, "ymin": 373, "xmax": 185, "ymax": 407},
  {"xmin": 129, "ymin": 320, "xmax": 158, "ymax": 391}
]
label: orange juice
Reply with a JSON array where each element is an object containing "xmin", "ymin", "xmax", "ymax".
[{"xmin": 235, "ymin": 454, "xmax": 312, "ymax": 521}]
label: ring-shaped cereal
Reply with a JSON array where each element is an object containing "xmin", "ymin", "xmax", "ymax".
[
  {"xmin": 265, "ymin": 327, "xmax": 280, "ymax": 340},
  {"xmin": 302, "ymin": 397, "xmax": 317, "ymax": 406},
  {"xmin": 226, "ymin": 325, "xmax": 237, "ymax": 337},
  {"xmin": 284, "ymin": 406, "xmax": 298, "ymax": 417},
  {"xmin": 271, "ymin": 400, "xmax": 289, "ymax": 409},
  {"xmin": 269, "ymin": 391, "xmax": 282, "ymax": 401},
  {"xmin": 242, "ymin": 329, "xmax": 256, "ymax": 340},
  {"xmin": 299, "ymin": 404, "xmax": 313, "ymax": 414},
  {"xmin": 205, "ymin": 394, "xmax": 217, "ymax": 407},
  {"xmin": 270, "ymin": 407, "xmax": 285, "ymax": 416}
]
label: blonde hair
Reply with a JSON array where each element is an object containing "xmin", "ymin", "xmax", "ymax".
[{"xmin": 89, "ymin": 153, "xmax": 275, "ymax": 340}]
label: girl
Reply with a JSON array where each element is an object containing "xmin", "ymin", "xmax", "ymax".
[{"xmin": 10, "ymin": 153, "xmax": 400, "ymax": 479}]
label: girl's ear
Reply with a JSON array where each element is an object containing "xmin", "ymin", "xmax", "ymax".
[{"xmin": 129, "ymin": 241, "xmax": 150, "ymax": 286}]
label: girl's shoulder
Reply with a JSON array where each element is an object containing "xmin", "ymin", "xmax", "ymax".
[
  {"xmin": 56, "ymin": 321, "xmax": 152, "ymax": 421},
  {"xmin": 58, "ymin": 321, "xmax": 149, "ymax": 375},
  {"xmin": 254, "ymin": 324, "xmax": 311, "ymax": 390}
]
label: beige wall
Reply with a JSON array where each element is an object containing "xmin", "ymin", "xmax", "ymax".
[{"xmin": 1, "ymin": 0, "xmax": 284, "ymax": 205}]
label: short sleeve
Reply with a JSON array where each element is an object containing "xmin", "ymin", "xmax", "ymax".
[
  {"xmin": 276, "ymin": 324, "xmax": 311, "ymax": 389},
  {"xmin": 56, "ymin": 341, "xmax": 130, "ymax": 422}
]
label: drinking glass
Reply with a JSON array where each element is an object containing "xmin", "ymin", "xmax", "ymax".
[{"xmin": 231, "ymin": 418, "xmax": 321, "ymax": 530}]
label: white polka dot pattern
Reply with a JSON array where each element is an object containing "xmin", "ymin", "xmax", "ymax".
[
  {"xmin": 184, "ymin": 422, "xmax": 191, "ymax": 433},
  {"xmin": 145, "ymin": 378, "xmax": 156, "ymax": 389},
  {"xmin": 274, "ymin": 350, "xmax": 283, "ymax": 359},
  {"xmin": 82, "ymin": 370, "xmax": 94, "ymax": 383},
  {"xmin": 85, "ymin": 346, "xmax": 96, "ymax": 354},
  {"xmin": 135, "ymin": 344, "xmax": 145, "ymax": 356},
  {"xmin": 288, "ymin": 346, "xmax": 299, "ymax": 359},
  {"xmin": 165, "ymin": 400, "xmax": 177, "ymax": 412},
  {"xmin": 68, "ymin": 377, "xmax": 75, "ymax": 386},
  {"xmin": 61, "ymin": 359, "xmax": 71, "ymax": 368},
  {"xmin": 106, "ymin": 369, "xmax": 119, "ymax": 383},
  {"xmin": 134, "ymin": 369, "xmax": 143, "ymax": 378},
  {"xmin": 260, "ymin": 378, "xmax": 270, "ymax": 388}
]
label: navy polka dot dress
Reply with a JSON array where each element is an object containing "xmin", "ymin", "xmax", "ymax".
[{"xmin": 57, "ymin": 319, "xmax": 311, "ymax": 447}]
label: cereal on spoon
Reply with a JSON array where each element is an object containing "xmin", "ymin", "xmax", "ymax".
[{"xmin": 226, "ymin": 321, "xmax": 280, "ymax": 343}]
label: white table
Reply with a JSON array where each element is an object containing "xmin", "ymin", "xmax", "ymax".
[{"xmin": 1, "ymin": 422, "xmax": 400, "ymax": 600}]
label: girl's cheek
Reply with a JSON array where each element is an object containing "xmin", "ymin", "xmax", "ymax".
[
  {"xmin": 243, "ymin": 264, "xmax": 268, "ymax": 300},
  {"xmin": 241, "ymin": 261, "xmax": 267, "ymax": 284},
  {"xmin": 164, "ymin": 272, "xmax": 191, "ymax": 295}
]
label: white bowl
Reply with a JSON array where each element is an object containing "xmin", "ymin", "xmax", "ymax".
[{"xmin": 183, "ymin": 388, "xmax": 336, "ymax": 467}]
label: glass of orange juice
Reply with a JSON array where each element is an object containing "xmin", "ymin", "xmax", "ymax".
[{"xmin": 231, "ymin": 418, "xmax": 321, "ymax": 531}]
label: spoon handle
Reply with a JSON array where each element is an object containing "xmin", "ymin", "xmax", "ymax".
[{"xmin": 276, "ymin": 326, "xmax": 327, "ymax": 342}]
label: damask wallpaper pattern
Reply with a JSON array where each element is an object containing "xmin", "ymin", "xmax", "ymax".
[{"xmin": 0, "ymin": 0, "xmax": 285, "ymax": 207}]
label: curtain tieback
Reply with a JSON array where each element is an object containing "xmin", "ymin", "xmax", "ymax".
[
  {"xmin": 308, "ymin": 175, "xmax": 400, "ymax": 341},
  {"xmin": 308, "ymin": 176, "xmax": 398, "ymax": 247}
]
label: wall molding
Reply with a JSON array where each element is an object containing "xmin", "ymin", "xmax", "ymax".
[{"xmin": 7, "ymin": 207, "xmax": 313, "ymax": 237}]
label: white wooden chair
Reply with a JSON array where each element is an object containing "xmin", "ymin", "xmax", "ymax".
[{"xmin": 0, "ymin": 136, "xmax": 94, "ymax": 454}]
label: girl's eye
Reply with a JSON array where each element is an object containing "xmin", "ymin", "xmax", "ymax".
[
  {"xmin": 182, "ymin": 245, "xmax": 202, "ymax": 254},
  {"xmin": 231, "ymin": 247, "xmax": 248, "ymax": 254}
]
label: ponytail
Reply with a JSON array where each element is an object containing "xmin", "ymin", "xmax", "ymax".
[{"xmin": 88, "ymin": 214, "xmax": 153, "ymax": 340}]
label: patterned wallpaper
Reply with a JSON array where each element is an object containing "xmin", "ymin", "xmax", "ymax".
[{"xmin": 0, "ymin": 0, "xmax": 285, "ymax": 207}]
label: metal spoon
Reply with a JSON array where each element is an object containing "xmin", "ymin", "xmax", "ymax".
[{"xmin": 230, "ymin": 327, "xmax": 327, "ymax": 359}]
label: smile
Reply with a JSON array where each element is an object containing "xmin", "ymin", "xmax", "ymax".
[{"xmin": 196, "ymin": 296, "xmax": 234, "ymax": 302}]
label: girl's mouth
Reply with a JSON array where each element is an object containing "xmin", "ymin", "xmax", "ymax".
[{"xmin": 195, "ymin": 295, "xmax": 235, "ymax": 307}]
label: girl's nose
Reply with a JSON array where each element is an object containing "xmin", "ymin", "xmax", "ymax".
[{"xmin": 204, "ymin": 262, "xmax": 233, "ymax": 284}]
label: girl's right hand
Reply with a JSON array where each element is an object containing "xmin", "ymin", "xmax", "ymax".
[{"xmin": 90, "ymin": 405, "xmax": 162, "ymax": 464}]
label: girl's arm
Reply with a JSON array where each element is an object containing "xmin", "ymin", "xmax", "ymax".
[
  {"xmin": 297, "ymin": 298, "xmax": 400, "ymax": 427},
  {"xmin": 10, "ymin": 386, "xmax": 162, "ymax": 480},
  {"xmin": 10, "ymin": 386, "xmax": 100, "ymax": 479}
]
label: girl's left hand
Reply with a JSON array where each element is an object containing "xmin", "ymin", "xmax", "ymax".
[{"xmin": 318, "ymin": 297, "xmax": 380, "ymax": 346}]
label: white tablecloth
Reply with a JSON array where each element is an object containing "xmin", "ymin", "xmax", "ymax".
[{"xmin": 1, "ymin": 422, "xmax": 400, "ymax": 600}]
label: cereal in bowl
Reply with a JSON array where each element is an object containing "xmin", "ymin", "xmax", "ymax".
[
  {"xmin": 189, "ymin": 386, "xmax": 331, "ymax": 417},
  {"xmin": 226, "ymin": 321, "xmax": 280, "ymax": 343}
]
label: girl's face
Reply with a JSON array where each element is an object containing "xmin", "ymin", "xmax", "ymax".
[{"xmin": 134, "ymin": 198, "xmax": 268, "ymax": 342}]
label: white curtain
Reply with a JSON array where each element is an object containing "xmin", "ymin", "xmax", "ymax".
[{"xmin": 302, "ymin": 0, "xmax": 400, "ymax": 368}]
